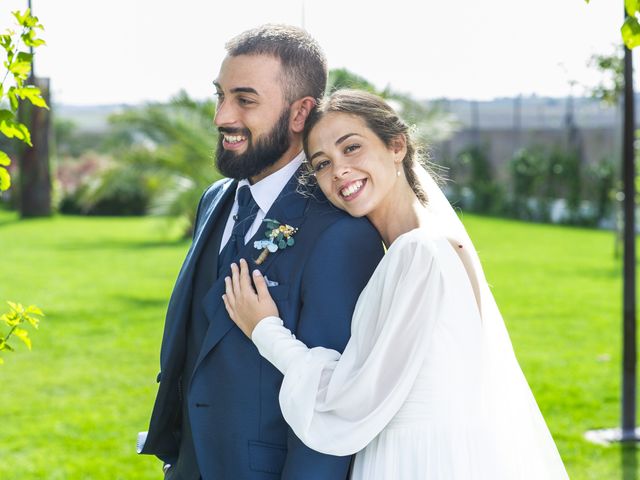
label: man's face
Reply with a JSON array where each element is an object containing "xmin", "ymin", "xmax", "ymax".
[{"xmin": 214, "ymin": 54, "xmax": 292, "ymax": 180}]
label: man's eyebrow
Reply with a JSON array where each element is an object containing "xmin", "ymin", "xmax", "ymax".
[
  {"xmin": 230, "ymin": 87, "xmax": 259, "ymax": 95},
  {"xmin": 211, "ymin": 82, "xmax": 259, "ymax": 96}
]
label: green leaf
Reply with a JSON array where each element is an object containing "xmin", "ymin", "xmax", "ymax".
[
  {"xmin": 287, "ymin": 237, "xmax": 295, "ymax": 246},
  {"xmin": 622, "ymin": 16, "xmax": 640, "ymax": 49},
  {"xmin": 7, "ymin": 88, "xmax": 18, "ymax": 111},
  {"xmin": 22, "ymin": 30, "xmax": 45, "ymax": 48},
  {"xmin": 7, "ymin": 301, "xmax": 20, "ymax": 312},
  {"xmin": 16, "ymin": 51, "xmax": 33, "ymax": 64},
  {"xmin": 9, "ymin": 59, "xmax": 31, "ymax": 79},
  {"xmin": 0, "ymin": 151, "xmax": 11, "ymax": 167},
  {"xmin": 278, "ymin": 240, "xmax": 286, "ymax": 249},
  {"xmin": 14, "ymin": 85, "xmax": 49, "ymax": 109},
  {"xmin": 0, "ymin": 34, "xmax": 12, "ymax": 48},
  {"xmin": 0, "ymin": 166, "xmax": 10, "ymax": 191},
  {"xmin": 12, "ymin": 327, "xmax": 31, "ymax": 350},
  {"xmin": 0, "ymin": 119, "xmax": 32, "ymax": 145},
  {"xmin": 23, "ymin": 37, "xmax": 45, "ymax": 48},
  {"xmin": 626, "ymin": 0, "xmax": 640, "ymax": 17},
  {"xmin": 24, "ymin": 315, "xmax": 40, "ymax": 329},
  {"xmin": 12, "ymin": 9, "xmax": 28, "ymax": 27},
  {"xmin": 26, "ymin": 305, "xmax": 44, "ymax": 316},
  {"xmin": 3, "ymin": 314, "xmax": 19, "ymax": 327},
  {"xmin": 0, "ymin": 110, "xmax": 13, "ymax": 122}
]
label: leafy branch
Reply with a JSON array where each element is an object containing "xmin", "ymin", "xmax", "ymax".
[
  {"xmin": 622, "ymin": 1, "xmax": 640, "ymax": 48},
  {"xmin": 0, "ymin": 301, "xmax": 44, "ymax": 364},
  {"xmin": 0, "ymin": 7, "xmax": 47, "ymax": 192}
]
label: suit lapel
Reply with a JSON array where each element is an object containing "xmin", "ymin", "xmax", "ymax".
[
  {"xmin": 196, "ymin": 169, "xmax": 309, "ymax": 368},
  {"xmin": 190, "ymin": 179, "xmax": 237, "ymax": 270},
  {"xmin": 161, "ymin": 180, "xmax": 236, "ymax": 368}
]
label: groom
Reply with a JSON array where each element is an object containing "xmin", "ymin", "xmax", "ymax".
[{"xmin": 138, "ymin": 25, "xmax": 384, "ymax": 479}]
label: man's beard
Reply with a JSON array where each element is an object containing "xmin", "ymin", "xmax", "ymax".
[{"xmin": 216, "ymin": 108, "xmax": 291, "ymax": 180}]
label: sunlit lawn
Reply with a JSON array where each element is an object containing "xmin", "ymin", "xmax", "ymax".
[{"xmin": 0, "ymin": 210, "xmax": 632, "ymax": 479}]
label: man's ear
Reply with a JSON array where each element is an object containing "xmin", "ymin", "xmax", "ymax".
[
  {"xmin": 390, "ymin": 134, "xmax": 408, "ymax": 164},
  {"xmin": 290, "ymin": 97, "xmax": 316, "ymax": 134}
]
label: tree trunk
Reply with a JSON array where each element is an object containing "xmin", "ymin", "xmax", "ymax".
[{"xmin": 19, "ymin": 76, "xmax": 51, "ymax": 218}]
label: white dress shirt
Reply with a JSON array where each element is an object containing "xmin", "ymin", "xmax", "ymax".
[{"xmin": 219, "ymin": 151, "xmax": 305, "ymax": 252}]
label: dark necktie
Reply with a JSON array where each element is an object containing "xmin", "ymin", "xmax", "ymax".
[{"xmin": 218, "ymin": 185, "xmax": 257, "ymax": 276}]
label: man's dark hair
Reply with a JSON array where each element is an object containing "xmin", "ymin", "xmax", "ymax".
[{"xmin": 225, "ymin": 24, "xmax": 328, "ymax": 103}]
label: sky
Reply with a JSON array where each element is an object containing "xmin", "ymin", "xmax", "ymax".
[{"xmin": 0, "ymin": 0, "xmax": 627, "ymax": 105}]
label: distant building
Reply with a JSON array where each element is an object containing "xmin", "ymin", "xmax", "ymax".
[{"xmin": 429, "ymin": 95, "xmax": 621, "ymax": 180}]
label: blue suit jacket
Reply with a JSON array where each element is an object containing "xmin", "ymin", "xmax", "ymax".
[{"xmin": 141, "ymin": 170, "xmax": 384, "ymax": 479}]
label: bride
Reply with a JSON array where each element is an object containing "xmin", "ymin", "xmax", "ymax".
[{"xmin": 222, "ymin": 89, "xmax": 568, "ymax": 479}]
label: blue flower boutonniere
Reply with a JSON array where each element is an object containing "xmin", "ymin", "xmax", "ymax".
[{"xmin": 253, "ymin": 218, "xmax": 298, "ymax": 265}]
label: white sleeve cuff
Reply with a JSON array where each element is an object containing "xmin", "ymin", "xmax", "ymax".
[{"xmin": 251, "ymin": 316, "xmax": 309, "ymax": 374}]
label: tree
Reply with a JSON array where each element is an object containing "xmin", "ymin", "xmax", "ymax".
[
  {"xmin": 587, "ymin": 50, "xmax": 624, "ymax": 106},
  {"xmin": 105, "ymin": 91, "xmax": 221, "ymax": 236}
]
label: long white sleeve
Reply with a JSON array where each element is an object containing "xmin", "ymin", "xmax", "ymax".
[{"xmin": 251, "ymin": 234, "xmax": 444, "ymax": 455}]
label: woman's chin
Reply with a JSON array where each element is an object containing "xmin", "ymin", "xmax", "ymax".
[{"xmin": 340, "ymin": 203, "xmax": 370, "ymax": 218}]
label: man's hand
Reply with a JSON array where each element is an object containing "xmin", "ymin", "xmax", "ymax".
[{"xmin": 222, "ymin": 258, "xmax": 279, "ymax": 338}]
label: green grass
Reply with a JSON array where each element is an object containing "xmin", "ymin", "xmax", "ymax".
[{"xmin": 0, "ymin": 211, "xmax": 633, "ymax": 478}]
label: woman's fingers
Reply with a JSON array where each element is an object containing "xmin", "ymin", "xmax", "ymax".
[
  {"xmin": 221, "ymin": 293, "xmax": 234, "ymax": 320},
  {"xmin": 224, "ymin": 276, "xmax": 235, "ymax": 303},
  {"xmin": 230, "ymin": 262, "xmax": 241, "ymax": 294},
  {"xmin": 239, "ymin": 259, "xmax": 253, "ymax": 293},
  {"xmin": 252, "ymin": 269, "xmax": 270, "ymax": 301}
]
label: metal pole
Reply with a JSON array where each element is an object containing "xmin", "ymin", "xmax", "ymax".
[{"xmin": 622, "ymin": 5, "xmax": 637, "ymax": 437}]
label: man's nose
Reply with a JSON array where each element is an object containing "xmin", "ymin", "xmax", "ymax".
[{"xmin": 214, "ymin": 100, "xmax": 234, "ymax": 128}]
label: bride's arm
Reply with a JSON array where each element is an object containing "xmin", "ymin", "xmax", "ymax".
[{"xmin": 225, "ymin": 238, "xmax": 444, "ymax": 456}]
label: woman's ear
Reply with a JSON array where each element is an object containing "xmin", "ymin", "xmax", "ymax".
[
  {"xmin": 290, "ymin": 97, "xmax": 316, "ymax": 134},
  {"xmin": 390, "ymin": 134, "xmax": 408, "ymax": 164}
]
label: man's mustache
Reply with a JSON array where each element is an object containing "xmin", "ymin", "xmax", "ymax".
[{"xmin": 218, "ymin": 127, "xmax": 250, "ymax": 137}]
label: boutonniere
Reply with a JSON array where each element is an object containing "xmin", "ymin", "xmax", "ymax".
[{"xmin": 253, "ymin": 218, "xmax": 298, "ymax": 265}]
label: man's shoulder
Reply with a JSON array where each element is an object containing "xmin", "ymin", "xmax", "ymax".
[
  {"xmin": 207, "ymin": 177, "xmax": 234, "ymax": 195},
  {"xmin": 302, "ymin": 188, "xmax": 373, "ymax": 232},
  {"xmin": 296, "ymin": 197, "xmax": 380, "ymax": 252},
  {"xmin": 201, "ymin": 177, "xmax": 234, "ymax": 205}
]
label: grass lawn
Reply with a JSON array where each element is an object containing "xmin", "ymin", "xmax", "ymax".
[{"xmin": 0, "ymin": 210, "xmax": 632, "ymax": 478}]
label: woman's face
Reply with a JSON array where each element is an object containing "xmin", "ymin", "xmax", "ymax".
[{"xmin": 307, "ymin": 112, "xmax": 403, "ymax": 218}]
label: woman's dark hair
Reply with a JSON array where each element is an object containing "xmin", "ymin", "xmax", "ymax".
[{"xmin": 302, "ymin": 89, "xmax": 429, "ymax": 205}]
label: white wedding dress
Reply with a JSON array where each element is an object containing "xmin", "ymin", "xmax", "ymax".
[{"xmin": 252, "ymin": 175, "xmax": 568, "ymax": 479}]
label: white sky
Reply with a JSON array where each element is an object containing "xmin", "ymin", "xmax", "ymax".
[{"xmin": 0, "ymin": 0, "xmax": 628, "ymax": 105}]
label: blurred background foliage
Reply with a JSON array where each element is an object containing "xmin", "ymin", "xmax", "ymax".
[
  {"xmin": 18, "ymin": 66, "xmax": 620, "ymax": 238},
  {"xmin": 36, "ymin": 69, "xmax": 461, "ymax": 237}
]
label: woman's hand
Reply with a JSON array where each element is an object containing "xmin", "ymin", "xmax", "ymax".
[{"xmin": 222, "ymin": 258, "xmax": 279, "ymax": 338}]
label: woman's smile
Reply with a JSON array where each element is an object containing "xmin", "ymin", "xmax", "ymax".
[{"xmin": 339, "ymin": 178, "xmax": 367, "ymax": 201}]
